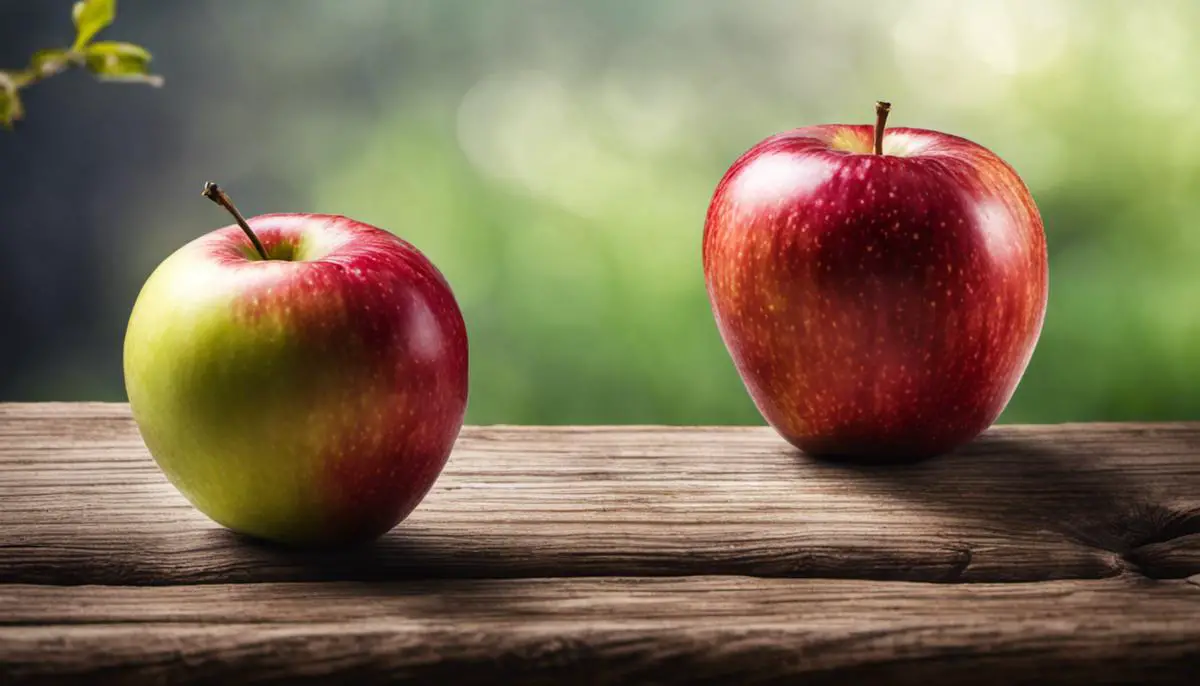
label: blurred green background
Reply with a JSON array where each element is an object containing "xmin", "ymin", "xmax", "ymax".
[{"xmin": 2, "ymin": 0, "xmax": 1199, "ymax": 425}]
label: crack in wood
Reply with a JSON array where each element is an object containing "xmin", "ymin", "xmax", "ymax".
[{"xmin": 1057, "ymin": 502, "xmax": 1200, "ymax": 579}]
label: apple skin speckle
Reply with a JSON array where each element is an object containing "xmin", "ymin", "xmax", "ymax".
[
  {"xmin": 124, "ymin": 213, "xmax": 469, "ymax": 545},
  {"xmin": 703, "ymin": 123, "xmax": 1047, "ymax": 459}
]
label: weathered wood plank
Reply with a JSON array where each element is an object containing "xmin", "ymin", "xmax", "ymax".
[
  {"xmin": 4, "ymin": 404, "xmax": 1200, "ymax": 684},
  {"xmin": 2, "ymin": 577, "xmax": 1199, "ymax": 685},
  {"xmin": 2, "ymin": 403, "xmax": 1200, "ymax": 584}
]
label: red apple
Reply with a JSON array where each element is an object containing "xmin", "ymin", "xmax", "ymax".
[
  {"xmin": 124, "ymin": 183, "xmax": 469, "ymax": 545},
  {"xmin": 703, "ymin": 103, "xmax": 1047, "ymax": 459}
]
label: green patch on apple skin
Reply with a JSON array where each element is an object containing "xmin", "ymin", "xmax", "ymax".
[
  {"xmin": 232, "ymin": 218, "xmax": 342, "ymax": 263},
  {"xmin": 829, "ymin": 126, "xmax": 872, "ymax": 154},
  {"xmin": 125, "ymin": 200, "xmax": 469, "ymax": 547},
  {"xmin": 826, "ymin": 126, "xmax": 928, "ymax": 158},
  {"xmin": 124, "ymin": 243, "xmax": 383, "ymax": 544}
]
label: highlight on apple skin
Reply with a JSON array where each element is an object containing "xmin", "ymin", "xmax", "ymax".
[
  {"xmin": 123, "ymin": 184, "xmax": 469, "ymax": 546},
  {"xmin": 703, "ymin": 103, "xmax": 1048, "ymax": 460}
]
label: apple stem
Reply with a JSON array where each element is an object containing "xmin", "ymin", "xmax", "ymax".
[
  {"xmin": 873, "ymin": 101, "xmax": 891, "ymax": 155},
  {"xmin": 202, "ymin": 182, "xmax": 270, "ymax": 261}
]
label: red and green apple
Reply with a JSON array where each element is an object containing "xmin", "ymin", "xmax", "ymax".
[
  {"xmin": 704, "ymin": 103, "xmax": 1047, "ymax": 459},
  {"xmin": 124, "ymin": 183, "xmax": 468, "ymax": 545}
]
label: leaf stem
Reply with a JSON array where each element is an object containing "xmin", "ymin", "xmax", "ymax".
[{"xmin": 12, "ymin": 54, "xmax": 76, "ymax": 90}]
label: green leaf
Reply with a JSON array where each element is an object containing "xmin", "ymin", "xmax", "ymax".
[
  {"xmin": 85, "ymin": 41, "xmax": 150, "ymax": 63},
  {"xmin": 72, "ymin": 0, "xmax": 117, "ymax": 50},
  {"xmin": 0, "ymin": 73, "xmax": 25, "ymax": 129},
  {"xmin": 83, "ymin": 41, "xmax": 164, "ymax": 87}
]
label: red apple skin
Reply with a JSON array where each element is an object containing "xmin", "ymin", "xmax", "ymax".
[
  {"xmin": 703, "ymin": 124, "xmax": 1047, "ymax": 459},
  {"xmin": 125, "ymin": 214, "xmax": 468, "ymax": 545}
]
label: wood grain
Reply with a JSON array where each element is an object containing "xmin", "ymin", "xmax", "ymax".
[
  {"xmin": 3, "ymin": 576, "xmax": 1199, "ymax": 685},
  {"xmin": 3, "ymin": 403, "xmax": 1200, "ymax": 585},
  {"xmin": 4, "ymin": 403, "xmax": 1200, "ymax": 684}
]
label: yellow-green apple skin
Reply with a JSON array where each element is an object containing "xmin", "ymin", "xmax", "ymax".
[{"xmin": 124, "ymin": 213, "xmax": 468, "ymax": 546}]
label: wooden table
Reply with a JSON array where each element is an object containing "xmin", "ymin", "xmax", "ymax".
[{"xmin": 2, "ymin": 403, "xmax": 1199, "ymax": 684}]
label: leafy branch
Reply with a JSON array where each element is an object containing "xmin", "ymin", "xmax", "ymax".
[{"xmin": 0, "ymin": 0, "xmax": 163, "ymax": 129}]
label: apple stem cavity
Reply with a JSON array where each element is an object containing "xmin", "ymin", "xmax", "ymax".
[
  {"xmin": 873, "ymin": 101, "xmax": 891, "ymax": 156},
  {"xmin": 202, "ymin": 182, "xmax": 271, "ymax": 261}
]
